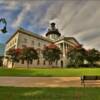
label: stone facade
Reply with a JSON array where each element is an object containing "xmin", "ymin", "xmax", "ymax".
[{"xmin": 3, "ymin": 23, "xmax": 81, "ymax": 68}]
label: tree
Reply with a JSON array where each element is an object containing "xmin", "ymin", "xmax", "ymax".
[
  {"xmin": 67, "ymin": 47, "xmax": 86, "ymax": 67},
  {"xmin": 43, "ymin": 43, "xmax": 62, "ymax": 67},
  {"xmin": 7, "ymin": 48, "xmax": 21, "ymax": 68},
  {"xmin": 0, "ymin": 18, "xmax": 7, "ymax": 33},
  {"xmin": 21, "ymin": 47, "xmax": 38, "ymax": 68},
  {"xmin": 86, "ymin": 48, "xmax": 100, "ymax": 66}
]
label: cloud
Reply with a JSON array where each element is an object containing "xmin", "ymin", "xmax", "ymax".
[
  {"xmin": 0, "ymin": 0, "xmax": 100, "ymax": 50},
  {"xmin": 12, "ymin": 3, "xmax": 31, "ymax": 28},
  {"xmin": 11, "ymin": 0, "xmax": 50, "ymax": 28},
  {"xmin": 0, "ymin": 1, "xmax": 18, "ymax": 11},
  {"xmin": 47, "ymin": 0, "xmax": 100, "ymax": 50}
]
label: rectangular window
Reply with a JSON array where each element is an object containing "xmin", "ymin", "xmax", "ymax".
[
  {"xmin": 10, "ymin": 43, "xmax": 11, "ymax": 46},
  {"xmin": 38, "ymin": 42, "xmax": 40, "ymax": 47},
  {"xmin": 32, "ymin": 41, "xmax": 34, "ymax": 46},
  {"xmin": 15, "ymin": 39, "xmax": 16, "ymax": 43},
  {"xmin": 12, "ymin": 40, "xmax": 15, "ymax": 45},
  {"xmin": 23, "ymin": 38, "xmax": 27, "ymax": 43}
]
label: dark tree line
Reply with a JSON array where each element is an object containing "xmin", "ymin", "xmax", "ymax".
[{"xmin": 67, "ymin": 47, "xmax": 100, "ymax": 67}]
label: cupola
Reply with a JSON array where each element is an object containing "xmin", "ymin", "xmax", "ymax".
[{"xmin": 45, "ymin": 22, "xmax": 61, "ymax": 40}]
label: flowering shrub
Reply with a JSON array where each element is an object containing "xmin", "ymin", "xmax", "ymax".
[{"xmin": 43, "ymin": 43, "xmax": 61, "ymax": 65}]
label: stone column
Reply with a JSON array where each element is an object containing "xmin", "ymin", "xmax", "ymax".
[
  {"xmin": 63, "ymin": 42, "xmax": 65, "ymax": 57},
  {"xmin": 66, "ymin": 43, "xmax": 69, "ymax": 65},
  {"xmin": 63, "ymin": 42, "xmax": 68, "ymax": 67}
]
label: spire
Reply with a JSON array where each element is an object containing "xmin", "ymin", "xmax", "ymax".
[{"xmin": 51, "ymin": 22, "xmax": 56, "ymax": 30}]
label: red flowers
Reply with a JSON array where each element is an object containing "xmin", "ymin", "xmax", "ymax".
[
  {"xmin": 7, "ymin": 48, "xmax": 22, "ymax": 56},
  {"xmin": 15, "ymin": 48, "xmax": 22, "ymax": 54},
  {"xmin": 75, "ymin": 44, "xmax": 82, "ymax": 48},
  {"xmin": 45, "ymin": 43, "xmax": 58, "ymax": 49}
]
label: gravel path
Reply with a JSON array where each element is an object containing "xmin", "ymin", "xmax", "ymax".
[{"xmin": 0, "ymin": 77, "xmax": 100, "ymax": 87}]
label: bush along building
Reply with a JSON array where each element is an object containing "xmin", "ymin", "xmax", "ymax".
[{"xmin": 3, "ymin": 23, "xmax": 81, "ymax": 68}]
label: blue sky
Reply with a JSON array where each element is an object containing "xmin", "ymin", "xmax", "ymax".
[{"xmin": 0, "ymin": 0, "xmax": 100, "ymax": 50}]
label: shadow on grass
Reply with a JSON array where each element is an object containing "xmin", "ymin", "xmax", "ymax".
[{"xmin": 0, "ymin": 87, "xmax": 100, "ymax": 100}]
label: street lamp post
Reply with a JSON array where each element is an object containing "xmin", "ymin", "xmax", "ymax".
[{"xmin": 0, "ymin": 18, "xmax": 7, "ymax": 33}]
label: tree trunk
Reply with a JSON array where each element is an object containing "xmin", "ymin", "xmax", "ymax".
[
  {"xmin": 12, "ymin": 62, "xmax": 14, "ymax": 68},
  {"xmin": 27, "ymin": 60, "xmax": 29, "ymax": 68},
  {"xmin": 90, "ymin": 62, "xmax": 94, "ymax": 67},
  {"xmin": 56, "ymin": 60, "xmax": 58, "ymax": 66},
  {"xmin": 6, "ymin": 58, "xmax": 9, "ymax": 68}
]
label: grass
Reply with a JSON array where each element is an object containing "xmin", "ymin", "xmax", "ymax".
[
  {"xmin": 0, "ymin": 68, "xmax": 100, "ymax": 77},
  {"xmin": 0, "ymin": 86, "xmax": 100, "ymax": 100}
]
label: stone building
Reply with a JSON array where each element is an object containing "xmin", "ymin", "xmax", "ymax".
[{"xmin": 3, "ymin": 23, "xmax": 81, "ymax": 68}]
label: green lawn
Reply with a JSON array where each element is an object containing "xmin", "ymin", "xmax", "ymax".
[
  {"xmin": 0, "ymin": 86, "xmax": 100, "ymax": 100},
  {"xmin": 0, "ymin": 68, "xmax": 100, "ymax": 76}
]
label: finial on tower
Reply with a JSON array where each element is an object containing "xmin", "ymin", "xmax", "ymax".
[{"xmin": 50, "ymin": 22, "xmax": 56, "ymax": 30}]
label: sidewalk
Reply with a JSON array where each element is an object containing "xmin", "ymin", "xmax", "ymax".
[
  {"xmin": 0, "ymin": 77, "xmax": 81, "ymax": 87},
  {"xmin": 0, "ymin": 77, "xmax": 100, "ymax": 87}
]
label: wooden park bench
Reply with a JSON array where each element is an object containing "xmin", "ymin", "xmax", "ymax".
[{"xmin": 81, "ymin": 76, "xmax": 100, "ymax": 87}]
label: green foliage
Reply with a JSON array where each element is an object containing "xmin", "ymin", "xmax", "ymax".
[
  {"xmin": 67, "ymin": 48, "xmax": 86, "ymax": 67},
  {"xmin": 67, "ymin": 47, "xmax": 100, "ymax": 67},
  {"xmin": 21, "ymin": 47, "xmax": 38, "ymax": 67},
  {"xmin": 43, "ymin": 44, "xmax": 61, "ymax": 65},
  {"xmin": 6, "ymin": 47, "xmax": 38, "ymax": 68},
  {"xmin": 7, "ymin": 48, "xmax": 21, "ymax": 67},
  {"xmin": 21, "ymin": 47, "xmax": 38, "ymax": 60},
  {"xmin": 86, "ymin": 48, "xmax": 100, "ymax": 65}
]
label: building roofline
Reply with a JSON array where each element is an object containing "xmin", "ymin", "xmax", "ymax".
[
  {"xmin": 6, "ymin": 30, "xmax": 17, "ymax": 44},
  {"xmin": 54, "ymin": 36, "xmax": 80, "ymax": 45},
  {"xmin": 6, "ymin": 27, "xmax": 53, "ymax": 44},
  {"xmin": 64, "ymin": 37, "xmax": 80, "ymax": 45}
]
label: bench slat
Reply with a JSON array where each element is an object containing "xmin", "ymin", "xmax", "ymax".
[{"xmin": 83, "ymin": 76, "xmax": 97, "ymax": 80}]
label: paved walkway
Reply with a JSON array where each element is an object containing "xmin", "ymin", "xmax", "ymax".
[{"xmin": 0, "ymin": 77, "xmax": 100, "ymax": 87}]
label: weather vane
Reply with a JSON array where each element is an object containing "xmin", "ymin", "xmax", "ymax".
[{"xmin": 0, "ymin": 18, "xmax": 7, "ymax": 33}]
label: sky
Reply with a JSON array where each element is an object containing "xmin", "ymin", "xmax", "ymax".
[{"xmin": 0, "ymin": 0, "xmax": 100, "ymax": 50}]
